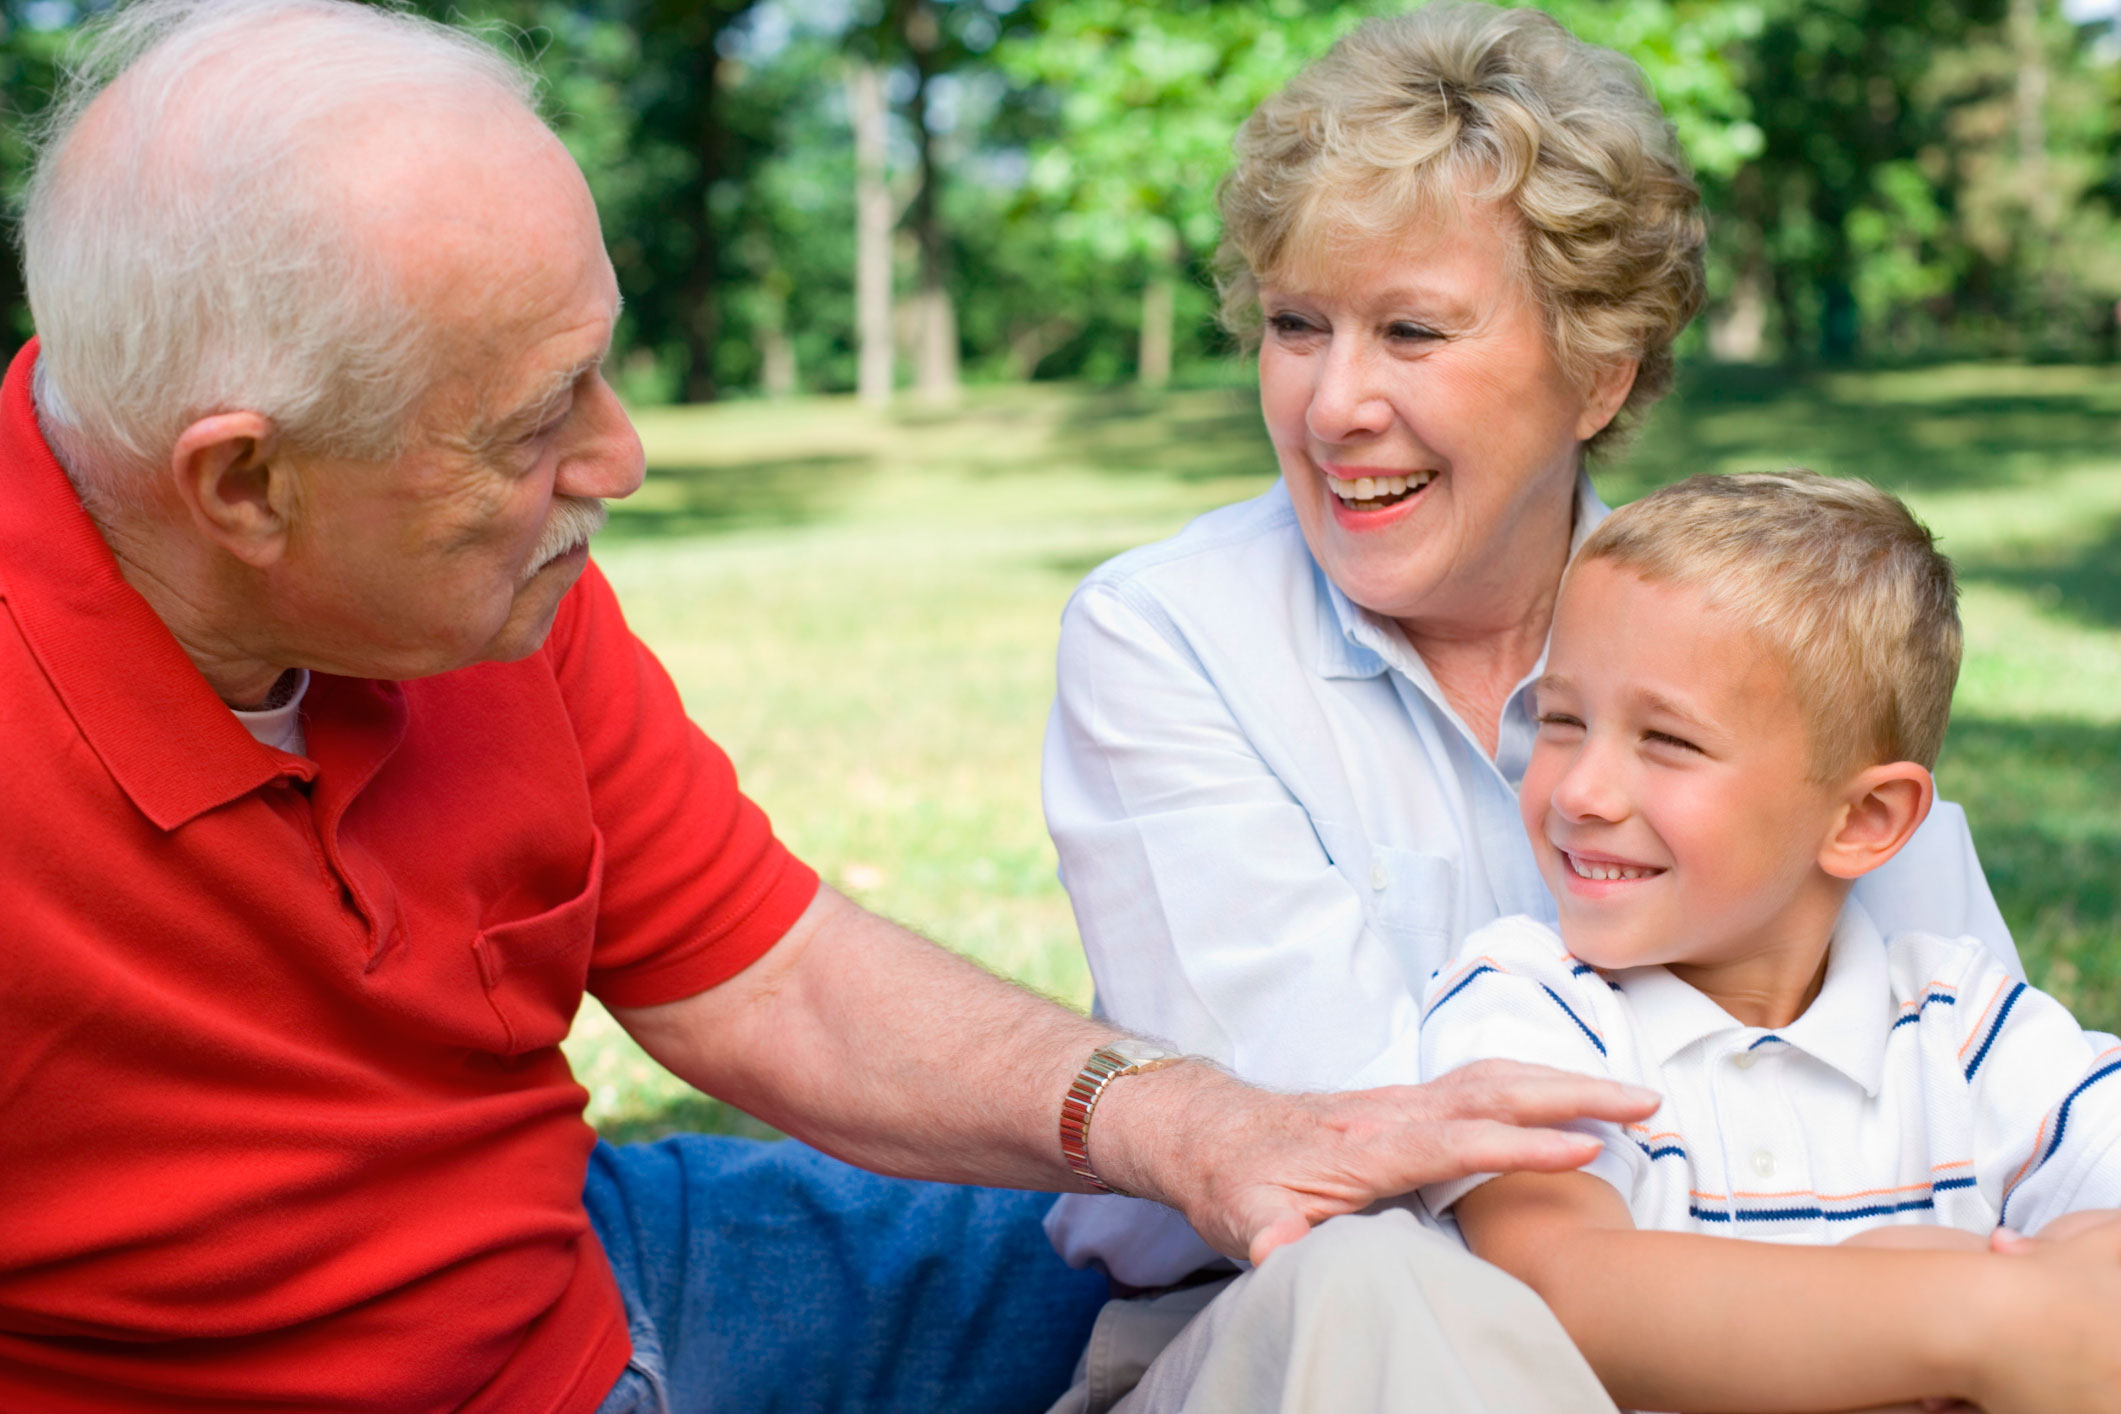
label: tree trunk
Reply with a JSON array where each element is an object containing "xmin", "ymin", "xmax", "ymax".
[
  {"xmin": 1138, "ymin": 250, "xmax": 1176, "ymax": 391},
  {"xmin": 901, "ymin": 0, "xmax": 958, "ymax": 406},
  {"xmin": 2010, "ymin": 0, "xmax": 2063, "ymax": 340},
  {"xmin": 847, "ymin": 61, "xmax": 893, "ymax": 408}
]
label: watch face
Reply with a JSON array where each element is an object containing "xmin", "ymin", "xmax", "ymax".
[{"xmin": 1107, "ymin": 1040, "xmax": 1180, "ymax": 1068}]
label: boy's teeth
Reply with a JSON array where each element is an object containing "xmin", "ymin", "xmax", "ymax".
[
  {"xmin": 1330, "ymin": 470, "xmax": 1434, "ymax": 505},
  {"xmin": 1569, "ymin": 854, "xmax": 1653, "ymax": 881}
]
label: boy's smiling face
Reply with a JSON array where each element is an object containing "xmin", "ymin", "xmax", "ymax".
[{"xmin": 1521, "ymin": 558, "xmax": 1855, "ymax": 1007}]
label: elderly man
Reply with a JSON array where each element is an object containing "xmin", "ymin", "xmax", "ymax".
[{"xmin": 0, "ymin": 2, "xmax": 1660, "ymax": 1411}]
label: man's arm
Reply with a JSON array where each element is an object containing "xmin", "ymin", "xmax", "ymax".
[
  {"xmin": 1453, "ymin": 1169, "xmax": 2121, "ymax": 1413},
  {"xmin": 609, "ymin": 884, "xmax": 1662, "ymax": 1265}
]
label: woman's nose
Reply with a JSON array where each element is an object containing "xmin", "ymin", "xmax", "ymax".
[{"xmin": 1305, "ymin": 339, "xmax": 1393, "ymax": 444}]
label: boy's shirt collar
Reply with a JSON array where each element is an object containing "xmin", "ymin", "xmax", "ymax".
[{"xmin": 1610, "ymin": 901, "xmax": 1891, "ymax": 1096}]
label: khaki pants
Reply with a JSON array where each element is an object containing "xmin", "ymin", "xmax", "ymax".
[{"xmin": 1048, "ymin": 1208, "xmax": 1617, "ymax": 1414}]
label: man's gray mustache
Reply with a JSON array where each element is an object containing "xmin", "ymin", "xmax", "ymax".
[{"xmin": 523, "ymin": 496, "xmax": 607, "ymax": 581}]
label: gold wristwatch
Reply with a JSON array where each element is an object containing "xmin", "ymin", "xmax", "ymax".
[{"xmin": 1059, "ymin": 1040, "xmax": 1183, "ymax": 1194}]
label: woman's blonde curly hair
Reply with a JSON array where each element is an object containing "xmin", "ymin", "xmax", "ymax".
[{"xmin": 1216, "ymin": 3, "xmax": 1706, "ymax": 453}]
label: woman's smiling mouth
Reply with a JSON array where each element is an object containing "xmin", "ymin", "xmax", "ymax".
[{"xmin": 1325, "ymin": 467, "xmax": 1437, "ymax": 511}]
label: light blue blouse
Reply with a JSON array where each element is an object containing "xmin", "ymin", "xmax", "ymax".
[{"xmin": 1042, "ymin": 475, "xmax": 2020, "ymax": 1286}]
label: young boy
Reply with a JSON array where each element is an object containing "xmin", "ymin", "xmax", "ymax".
[{"xmin": 1418, "ymin": 472, "xmax": 2121, "ymax": 1413}]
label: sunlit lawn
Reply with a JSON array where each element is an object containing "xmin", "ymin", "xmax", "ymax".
[{"xmin": 566, "ymin": 361, "xmax": 2121, "ymax": 1142}]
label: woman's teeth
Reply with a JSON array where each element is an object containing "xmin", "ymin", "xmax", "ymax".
[
  {"xmin": 1329, "ymin": 470, "xmax": 1435, "ymax": 509},
  {"xmin": 1569, "ymin": 854, "xmax": 1657, "ymax": 881}
]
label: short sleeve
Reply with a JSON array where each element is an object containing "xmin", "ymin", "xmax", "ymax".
[
  {"xmin": 545, "ymin": 561, "xmax": 820, "ymax": 1008},
  {"xmin": 1417, "ymin": 916, "xmax": 1644, "ymax": 1217},
  {"xmin": 1936, "ymin": 936, "xmax": 2121, "ymax": 1232}
]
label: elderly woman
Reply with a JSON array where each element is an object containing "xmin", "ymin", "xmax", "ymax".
[{"xmin": 1041, "ymin": 5, "xmax": 2018, "ymax": 1409}]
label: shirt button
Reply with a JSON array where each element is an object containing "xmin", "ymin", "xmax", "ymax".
[
  {"xmin": 1369, "ymin": 860, "xmax": 1388, "ymax": 890},
  {"xmin": 1733, "ymin": 1051, "xmax": 1758, "ymax": 1070},
  {"xmin": 1751, "ymin": 1149, "xmax": 1776, "ymax": 1178}
]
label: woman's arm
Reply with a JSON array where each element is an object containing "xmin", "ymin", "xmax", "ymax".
[
  {"xmin": 1044, "ymin": 578, "xmax": 1425, "ymax": 1085},
  {"xmin": 1454, "ymin": 1170, "xmax": 2121, "ymax": 1413}
]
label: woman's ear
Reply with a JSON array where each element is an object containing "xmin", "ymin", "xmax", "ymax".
[
  {"xmin": 1818, "ymin": 762, "xmax": 1935, "ymax": 881},
  {"xmin": 1575, "ymin": 358, "xmax": 1639, "ymax": 442}
]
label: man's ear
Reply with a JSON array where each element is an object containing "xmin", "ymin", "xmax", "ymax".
[
  {"xmin": 1574, "ymin": 357, "xmax": 1639, "ymax": 443},
  {"xmin": 168, "ymin": 412, "xmax": 294, "ymax": 568},
  {"xmin": 1819, "ymin": 762, "xmax": 1935, "ymax": 881}
]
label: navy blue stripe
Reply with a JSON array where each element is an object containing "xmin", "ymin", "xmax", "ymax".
[
  {"xmin": 1999, "ymin": 1057, "xmax": 2121, "ymax": 1227},
  {"xmin": 1538, "ymin": 982, "xmax": 1608, "ymax": 1056},
  {"xmin": 1748, "ymin": 1034, "xmax": 1783, "ymax": 1051},
  {"xmin": 1633, "ymin": 1140, "xmax": 1686, "ymax": 1162},
  {"xmin": 1821, "ymin": 1198, "xmax": 1937, "ymax": 1221},
  {"xmin": 1964, "ymin": 983, "xmax": 2026, "ymax": 1081},
  {"xmin": 1891, "ymin": 993, "xmax": 1959, "ymax": 1031},
  {"xmin": 1933, "ymin": 1175, "xmax": 1978, "ymax": 1193},
  {"xmin": 1426, "ymin": 964, "xmax": 1498, "ymax": 1020},
  {"xmin": 1693, "ymin": 1196, "xmax": 1944, "ymax": 1225}
]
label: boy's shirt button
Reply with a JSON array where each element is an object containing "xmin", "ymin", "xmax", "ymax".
[
  {"xmin": 1751, "ymin": 1149, "xmax": 1777, "ymax": 1178},
  {"xmin": 1733, "ymin": 1051, "xmax": 1758, "ymax": 1070}
]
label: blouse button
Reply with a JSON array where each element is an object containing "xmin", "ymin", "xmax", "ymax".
[{"xmin": 1369, "ymin": 859, "xmax": 1388, "ymax": 890}]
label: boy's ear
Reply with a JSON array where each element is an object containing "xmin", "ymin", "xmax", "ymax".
[{"xmin": 1818, "ymin": 763, "xmax": 1935, "ymax": 881}]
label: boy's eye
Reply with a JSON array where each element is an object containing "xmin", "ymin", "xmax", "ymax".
[
  {"xmin": 1536, "ymin": 712, "xmax": 1584, "ymax": 732},
  {"xmin": 1644, "ymin": 730, "xmax": 1701, "ymax": 753}
]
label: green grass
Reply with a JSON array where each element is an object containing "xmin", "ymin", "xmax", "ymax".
[{"xmin": 563, "ymin": 363, "xmax": 2121, "ymax": 1141}]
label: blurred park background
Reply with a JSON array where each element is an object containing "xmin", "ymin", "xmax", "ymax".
[{"xmin": 3, "ymin": 0, "xmax": 2119, "ymax": 1140}]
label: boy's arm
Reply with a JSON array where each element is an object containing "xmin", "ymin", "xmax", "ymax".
[{"xmin": 1453, "ymin": 1169, "xmax": 2121, "ymax": 1414}]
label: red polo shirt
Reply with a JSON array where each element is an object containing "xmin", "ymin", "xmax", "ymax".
[{"xmin": 0, "ymin": 343, "xmax": 820, "ymax": 1412}]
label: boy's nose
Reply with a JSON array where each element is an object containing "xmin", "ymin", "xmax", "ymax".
[{"xmin": 1549, "ymin": 745, "xmax": 1629, "ymax": 824}]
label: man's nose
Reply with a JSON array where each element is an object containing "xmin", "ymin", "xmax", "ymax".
[
  {"xmin": 1305, "ymin": 337, "xmax": 1393, "ymax": 445},
  {"xmin": 556, "ymin": 373, "xmax": 646, "ymax": 503}
]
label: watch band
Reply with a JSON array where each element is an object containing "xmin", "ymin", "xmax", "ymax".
[{"xmin": 1060, "ymin": 1042, "xmax": 1182, "ymax": 1194}]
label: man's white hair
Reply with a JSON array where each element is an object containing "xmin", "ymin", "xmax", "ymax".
[{"xmin": 20, "ymin": 0, "xmax": 541, "ymax": 515}]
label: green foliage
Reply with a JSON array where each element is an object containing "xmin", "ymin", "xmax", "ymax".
[{"xmin": 3, "ymin": 1, "xmax": 2118, "ymax": 380}]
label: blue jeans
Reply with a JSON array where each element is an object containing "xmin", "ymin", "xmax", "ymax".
[{"xmin": 585, "ymin": 1136, "xmax": 1108, "ymax": 1414}]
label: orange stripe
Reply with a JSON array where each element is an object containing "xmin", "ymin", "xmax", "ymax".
[{"xmin": 1957, "ymin": 977, "xmax": 2014, "ymax": 1060}]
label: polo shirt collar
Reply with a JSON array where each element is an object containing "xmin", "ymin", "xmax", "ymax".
[
  {"xmin": 1613, "ymin": 900, "xmax": 1892, "ymax": 1095},
  {"xmin": 1316, "ymin": 469, "xmax": 1610, "ymax": 683},
  {"xmin": 0, "ymin": 340, "xmax": 311, "ymax": 830}
]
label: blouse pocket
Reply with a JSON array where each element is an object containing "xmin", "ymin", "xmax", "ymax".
[
  {"xmin": 1364, "ymin": 845, "xmax": 1459, "ymax": 983},
  {"xmin": 471, "ymin": 828, "xmax": 604, "ymax": 1055}
]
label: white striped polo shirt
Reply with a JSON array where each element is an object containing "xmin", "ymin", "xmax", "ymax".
[{"xmin": 1419, "ymin": 903, "xmax": 2121, "ymax": 1238}]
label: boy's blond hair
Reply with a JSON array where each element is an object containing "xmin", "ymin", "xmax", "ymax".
[{"xmin": 1574, "ymin": 472, "xmax": 1961, "ymax": 780}]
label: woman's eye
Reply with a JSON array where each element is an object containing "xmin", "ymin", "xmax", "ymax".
[
  {"xmin": 1386, "ymin": 321, "xmax": 1442, "ymax": 343},
  {"xmin": 1266, "ymin": 311, "xmax": 1319, "ymax": 338}
]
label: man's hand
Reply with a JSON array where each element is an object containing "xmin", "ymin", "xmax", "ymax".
[{"xmin": 1090, "ymin": 1059, "xmax": 1661, "ymax": 1265}]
